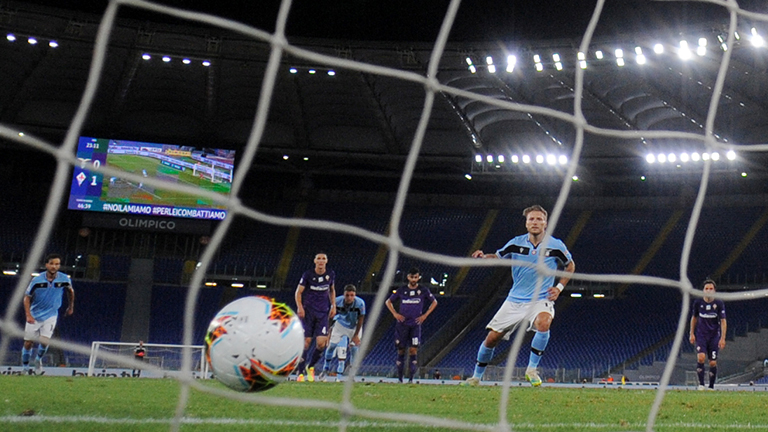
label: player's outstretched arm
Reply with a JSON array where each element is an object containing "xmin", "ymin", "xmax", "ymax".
[{"xmin": 472, "ymin": 250, "xmax": 497, "ymax": 259}]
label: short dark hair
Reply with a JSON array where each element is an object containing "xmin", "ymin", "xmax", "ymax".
[
  {"xmin": 45, "ymin": 253, "xmax": 62, "ymax": 263},
  {"xmin": 702, "ymin": 279, "xmax": 716, "ymax": 289},
  {"xmin": 344, "ymin": 284, "xmax": 356, "ymax": 293},
  {"xmin": 523, "ymin": 205, "xmax": 548, "ymax": 219},
  {"xmin": 408, "ymin": 267, "xmax": 420, "ymax": 276}
]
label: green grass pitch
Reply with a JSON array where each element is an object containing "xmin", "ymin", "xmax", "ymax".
[
  {"xmin": 103, "ymin": 155, "xmax": 230, "ymax": 207},
  {"xmin": 2, "ymin": 376, "xmax": 767, "ymax": 431}
]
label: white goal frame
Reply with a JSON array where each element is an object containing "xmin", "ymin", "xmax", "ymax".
[{"xmin": 87, "ymin": 341, "xmax": 209, "ymax": 378}]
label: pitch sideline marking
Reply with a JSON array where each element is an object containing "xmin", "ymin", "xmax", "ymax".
[{"xmin": 1, "ymin": 415, "xmax": 767, "ymax": 430}]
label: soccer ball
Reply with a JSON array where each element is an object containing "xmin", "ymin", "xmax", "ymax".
[{"xmin": 205, "ymin": 296, "xmax": 304, "ymax": 392}]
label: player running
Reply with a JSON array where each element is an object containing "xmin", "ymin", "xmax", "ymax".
[
  {"xmin": 22, "ymin": 253, "xmax": 75, "ymax": 375},
  {"xmin": 319, "ymin": 284, "xmax": 365, "ymax": 381},
  {"xmin": 463, "ymin": 205, "xmax": 574, "ymax": 387}
]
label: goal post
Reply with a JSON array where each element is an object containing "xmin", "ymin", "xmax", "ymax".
[{"xmin": 87, "ymin": 341, "xmax": 209, "ymax": 378}]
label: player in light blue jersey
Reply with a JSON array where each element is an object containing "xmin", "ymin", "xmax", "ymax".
[
  {"xmin": 463, "ymin": 205, "xmax": 574, "ymax": 387},
  {"xmin": 319, "ymin": 284, "xmax": 365, "ymax": 381},
  {"xmin": 22, "ymin": 254, "xmax": 75, "ymax": 375}
]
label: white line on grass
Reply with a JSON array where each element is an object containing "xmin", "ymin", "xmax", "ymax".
[{"xmin": 2, "ymin": 416, "xmax": 768, "ymax": 430}]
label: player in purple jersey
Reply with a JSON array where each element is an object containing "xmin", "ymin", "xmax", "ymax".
[
  {"xmin": 689, "ymin": 279, "xmax": 727, "ymax": 390},
  {"xmin": 22, "ymin": 254, "xmax": 75, "ymax": 375},
  {"xmin": 385, "ymin": 267, "xmax": 438, "ymax": 383},
  {"xmin": 295, "ymin": 252, "xmax": 337, "ymax": 380}
]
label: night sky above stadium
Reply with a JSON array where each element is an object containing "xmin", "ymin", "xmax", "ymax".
[{"xmin": 21, "ymin": 0, "xmax": 768, "ymax": 42}]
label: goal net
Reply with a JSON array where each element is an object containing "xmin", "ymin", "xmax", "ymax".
[
  {"xmin": 2, "ymin": 0, "xmax": 768, "ymax": 431},
  {"xmin": 87, "ymin": 342, "xmax": 209, "ymax": 378}
]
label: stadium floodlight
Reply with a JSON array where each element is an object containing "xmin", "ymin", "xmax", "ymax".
[
  {"xmin": 667, "ymin": 153, "xmax": 676, "ymax": 163},
  {"xmin": 593, "ymin": 293, "xmax": 605, "ymax": 298},
  {"xmin": 182, "ymin": 58, "xmax": 191, "ymax": 64},
  {"xmin": 469, "ymin": 65, "xmax": 477, "ymax": 74},
  {"xmin": 558, "ymin": 155, "xmax": 568, "ymax": 165},
  {"xmin": 488, "ymin": 64, "xmax": 496, "ymax": 73},
  {"xmin": 27, "ymin": 37, "xmax": 37, "ymax": 45},
  {"xmin": 595, "ymin": 50, "xmax": 604, "ymax": 59},
  {"xmin": 535, "ymin": 63, "xmax": 543, "ymax": 72},
  {"xmin": 646, "ymin": 154, "xmax": 656, "ymax": 163},
  {"xmin": 49, "ymin": 40, "xmax": 58, "ymax": 48},
  {"xmin": 142, "ymin": 53, "xmax": 151, "ymax": 60},
  {"xmin": 742, "ymin": 172, "xmax": 748, "ymax": 177},
  {"xmin": 678, "ymin": 40, "xmax": 692, "ymax": 60},
  {"xmin": 711, "ymin": 152, "xmax": 720, "ymax": 161},
  {"xmin": 653, "ymin": 43, "xmax": 664, "ymax": 54},
  {"xmin": 465, "ymin": 57, "xmax": 473, "ymax": 65},
  {"xmin": 328, "ymin": 70, "xmax": 336, "ymax": 76},
  {"xmin": 734, "ymin": 31, "xmax": 740, "ymax": 40},
  {"xmin": 202, "ymin": 60, "xmax": 211, "ymax": 66},
  {"xmin": 702, "ymin": 152, "xmax": 710, "ymax": 160},
  {"xmin": 680, "ymin": 152, "xmax": 689, "ymax": 162},
  {"xmin": 6, "ymin": 34, "xmax": 16, "ymax": 42},
  {"xmin": 289, "ymin": 67, "xmax": 297, "ymax": 73},
  {"xmin": 726, "ymin": 150, "xmax": 736, "ymax": 160},
  {"xmin": 308, "ymin": 69, "xmax": 316, "ymax": 74},
  {"xmin": 535, "ymin": 155, "xmax": 545, "ymax": 164},
  {"xmin": 231, "ymin": 283, "xmax": 244, "ymax": 288},
  {"xmin": 699, "ymin": 37, "xmax": 708, "ymax": 47},
  {"xmin": 572, "ymin": 175, "xmax": 579, "ymax": 182},
  {"xmin": 751, "ymin": 34, "xmax": 765, "ymax": 48},
  {"xmin": 283, "ymin": 155, "xmax": 289, "ymax": 160},
  {"xmin": 552, "ymin": 53, "xmax": 561, "ymax": 62},
  {"xmin": 506, "ymin": 55, "xmax": 516, "ymax": 72},
  {"xmin": 636, "ymin": 54, "xmax": 646, "ymax": 65},
  {"xmin": 570, "ymin": 293, "xmax": 582, "ymax": 298},
  {"xmin": 615, "ymin": 48, "xmax": 623, "ymax": 58},
  {"xmin": 657, "ymin": 153, "xmax": 667, "ymax": 163},
  {"xmin": 640, "ymin": 175, "xmax": 646, "ymax": 181},
  {"xmin": 511, "ymin": 155, "xmax": 519, "ymax": 163},
  {"xmin": 546, "ymin": 154, "xmax": 556, "ymax": 165},
  {"xmin": 579, "ymin": 60, "xmax": 587, "ymax": 69},
  {"xmin": 616, "ymin": 58, "xmax": 625, "ymax": 66},
  {"xmin": 485, "ymin": 154, "xmax": 493, "ymax": 163},
  {"xmin": 721, "ymin": 42, "xmax": 728, "ymax": 51},
  {"xmin": 498, "ymin": 155, "xmax": 505, "ymax": 163},
  {"xmin": 475, "ymin": 154, "xmax": 482, "ymax": 163},
  {"xmin": 486, "ymin": 56, "xmax": 494, "ymax": 65},
  {"xmin": 533, "ymin": 54, "xmax": 541, "ymax": 63},
  {"xmin": 697, "ymin": 45, "xmax": 706, "ymax": 56},
  {"xmin": 691, "ymin": 152, "xmax": 700, "ymax": 161},
  {"xmin": 522, "ymin": 154, "xmax": 531, "ymax": 164},
  {"xmin": 635, "ymin": 47, "xmax": 643, "ymax": 55},
  {"xmin": 162, "ymin": 56, "xmax": 171, "ymax": 62},
  {"xmin": 464, "ymin": 174, "xmax": 472, "ymax": 180},
  {"xmin": 555, "ymin": 62, "xmax": 563, "ymax": 70},
  {"xmin": 578, "ymin": 52, "xmax": 586, "ymax": 60},
  {"xmin": 204, "ymin": 281, "xmax": 217, "ymax": 287}
]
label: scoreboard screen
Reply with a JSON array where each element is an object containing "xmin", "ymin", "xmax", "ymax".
[{"xmin": 68, "ymin": 137, "xmax": 235, "ymax": 220}]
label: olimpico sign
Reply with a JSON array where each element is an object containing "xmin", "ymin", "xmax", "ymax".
[
  {"xmin": 82, "ymin": 213, "xmax": 211, "ymax": 235},
  {"xmin": 119, "ymin": 217, "xmax": 176, "ymax": 230}
]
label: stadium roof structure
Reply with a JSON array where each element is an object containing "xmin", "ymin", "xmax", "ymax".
[{"xmin": 2, "ymin": 0, "xmax": 768, "ymax": 199}]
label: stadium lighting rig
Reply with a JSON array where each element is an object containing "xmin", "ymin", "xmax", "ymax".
[
  {"xmin": 472, "ymin": 152, "xmax": 569, "ymax": 174},
  {"xmin": 464, "ymin": 24, "xmax": 765, "ymax": 74}
]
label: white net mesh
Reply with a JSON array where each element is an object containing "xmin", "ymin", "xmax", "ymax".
[{"xmin": 2, "ymin": 0, "xmax": 768, "ymax": 431}]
